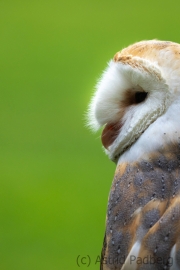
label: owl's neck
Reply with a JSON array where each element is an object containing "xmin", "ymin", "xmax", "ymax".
[{"xmin": 117, "ymin": 98, "xmax": 180, "ymax": 165}]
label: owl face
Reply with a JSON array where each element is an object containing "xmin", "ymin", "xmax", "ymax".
[{"xmin": 88, "ymin": 40, "xmax": 180, "ymax": 162}]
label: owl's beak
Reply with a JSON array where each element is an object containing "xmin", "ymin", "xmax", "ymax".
[{"xmin": 101, "ymin": 122, "xmax": 122, "ymax": 149}]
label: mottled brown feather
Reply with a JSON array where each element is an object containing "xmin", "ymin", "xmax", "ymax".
[{"xmin": 101, "ymin": 143, "xmax": 180, "ymax": 269}]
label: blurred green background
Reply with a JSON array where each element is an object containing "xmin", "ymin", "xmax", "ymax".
[{"xmin": 0, "ymin": 0, "xmax": 180, "ymax": 269}]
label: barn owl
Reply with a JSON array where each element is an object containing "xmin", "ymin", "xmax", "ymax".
[{"xmin": 88, "ymin": 40, "xmax": 180, "ymax": 270}]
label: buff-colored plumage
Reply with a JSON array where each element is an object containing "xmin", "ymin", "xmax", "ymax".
[{"xmin": 88, "ymin": 40, "xmax": 180, "ymax": 269}]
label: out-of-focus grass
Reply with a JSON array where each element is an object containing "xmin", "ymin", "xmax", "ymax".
[{"xmin": 0, "ymin": 0, "xmax": 180, "ymax": 269}]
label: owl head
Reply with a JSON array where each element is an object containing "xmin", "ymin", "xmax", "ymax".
[{"xmin": 88, "ymin": 40, "xmax": 180, "ymax": 162}]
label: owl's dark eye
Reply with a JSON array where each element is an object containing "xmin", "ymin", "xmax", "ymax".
[{"xmin": 134, "ymin": 91, "xmax": 148, "ymax": 104}]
